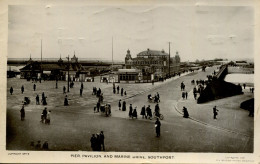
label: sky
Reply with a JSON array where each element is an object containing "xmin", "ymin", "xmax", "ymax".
[{"xmin": 8, "ymin": 5, "xmax": 254, "ymax": 62}]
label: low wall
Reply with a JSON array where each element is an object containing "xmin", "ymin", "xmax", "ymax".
[{"xmin": 197, "ymin": 79, "xmax": 243, "ymax": 104}]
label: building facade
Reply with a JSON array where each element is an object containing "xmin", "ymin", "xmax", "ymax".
[{"xmin": 124, "ymin": 49, "xmax": 180, "ymax": 81}]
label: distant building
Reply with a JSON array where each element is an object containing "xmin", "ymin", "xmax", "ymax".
[
  {"xmin": 124, "ymin": 48, "xmax": 180, "ymax": 82},
  {"xmin": 20, "ymin": 54, "xmax": 89, "ymax": 81}
]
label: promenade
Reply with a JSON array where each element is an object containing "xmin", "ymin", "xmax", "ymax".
[{"xmin": 6, "ymin": 66, "xmax": 253, "ymax": 152}]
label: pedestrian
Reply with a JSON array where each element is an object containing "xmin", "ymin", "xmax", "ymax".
[
  {"xmin": 194, "ymin": 92, "xmax": 197, "ymax": 100},
  {"xmin": 42, "ymin": 96, "xmax": 47, "ymax": 105},
  {"xmin": 213, "ymin": 106, "xmax": 218, "ymax": 119},
  {"xmin": 20, "ymin": 105, "xmax": 25, "ymax": 121},
  {"xmin": 118, "ymin": 99, "xmax": 121, "ymax": 110},
  {"xmin": 182, "ymin": 91, "xmax": 185, "ymax": 99},
  {"xmin": 42, "ymin": 107, "xmax": 47, "ymax": 123},
  {"xmin": 117, "ymin": 86, "xmax": 120, "ymax": 94},
  {"xmin": 21, "ymin": 85, "xmax": 24, "ymax": 94},
  {"xmin": 155, "ymin": 118, "xmax": 161, "ymax": 137},
  {"xmin": 33, "ymin": 84, "xmax": 36, "ymax": 91},
  {"xmin": 96, "ymin": 101, "xmax": 100, "ymax": 112},
  {"xmin": 156, "ymin": 92, "xmax": 160, "ymax": 102},
  {"xmin": 90, "ymin": 134, "xmax": 97, "ymax": 151},
  {"xmin": 46, "ymin": 110, "xmax": 51, "ymax": 125},
  {"xmin": 243, "ymin": 83, "xmax": 246, "ymax": 89},
  {"xmin": 185, "ymin": 91, "xmax": 188, "ymax": 99},
  {"xmin": 100, "ymin": 131, "xmax": 105, "ymax": 151},
  {"xmin": 113, "ymin": 87, "xmax": 116, "ymax": 94},
  {"xmin": 35, "ymin": 141, "xmax": 41, "ymax": 150},
  {"xmin": 81, "ymin": 82, "xmax": 84, "ymax": 89},
  {"xmin": 252, "ymin": 87, "xmax": 254, "ymax": 93},
  {"xmin": 10, "ymin": 87, "xmax": 13, "ymax": 95},
  {"xmin": 94, "ymin": 105, "xmax": 96, "ymax": 113},
  {"xmin": 36, "ymin": 94, "xmax": 40, "ymax": 105},
  {"xmin": 122, "ymin": 101, "xmax": 126, "ymax": 111},
  {"xmin": 42, "ymin": 92, "xmax": 45, "ymax": 102},
  {"xmin": 80, "ymin": 88, "xmax": 83, "ymax": 96},
  {"xmin": 140, "ymin": 105, "xmax": 146, "ymax": 119},
  {"xmin": 183, "ymin": 106, "xmax": 189, "ymax": 118},
  {"xmin": 95, "ymin": 133, "xmax": 101, "ymax": 151},
  {"xmin": 64, "ymin": 95, "xmax": 69, "ymax": 106},
  {"xmin": 146, "ymin": 105, "xmax": 152, "ymax": 120},
  {"xmin": 129, "ymin": 104, "xmax": 133, "ymax": 118},
  {"xmin": 42, "ymin": 141, "xmax": 49, "ymax": 150},
  {"xmin": 63, "ymin": 86, "xmax": 66, "ymax": 94},
  {"xmin": 132, "ymin": 107, "xmax": 137, "ymax": 119},
  {"xmin": 121, "ymin": 88, "xmax": 124, "ymax": 96},
  {"xmin": 124, "ymin": 91, "xmax": 127, "ymax": 96},
  {"xmin": 155, "ymin": 104, "xmax": 160, "ymax": 117},
  {"xmin": 152, "ymin": 80, "xmax": 154, "ymax": 85}
]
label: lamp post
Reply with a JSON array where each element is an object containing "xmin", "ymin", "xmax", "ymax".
[
  {"xmin": 168, "ymin": 42, "xmax": 171, "ymax": 78},
  {"xmin": 66, "ymin": 55, "xmax": 70, "ymax": 93}
]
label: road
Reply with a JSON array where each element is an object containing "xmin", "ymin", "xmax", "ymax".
[{"xmin": 6, "ymin": 66, "xmax": 253, "ymax": 152}]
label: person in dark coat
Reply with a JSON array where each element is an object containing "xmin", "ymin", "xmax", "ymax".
[
  {"xmin": 124, "ymin": 91, "xmax": 127, "ymax": 96},
  {"xmin": 183, "ymin": 106, "xmax": 189, "ymax": 118},
  {"xmin": 140, "ymin": 105, "xmax": 146, "ymax": 119},
  {"xmin": 42, "ymin": 92, "xmax": 45, "ymax": 102},
  {"xmin": 118, "ymin": 100, "xmax": 121, "ymax": 110},
  {"xmin": 10, "ymin": 87, "xmax": 13, "ymax": 95},
  {"xmin": 96, "ymin": 101, "xmax": 100, "ymax": 112},
  {"xmin": 132, "ymin": 107, "xmax": 137, "ymax": 119},
  {"xmin": 20, "ymin": 105, "xmax": 25, "ymax": 121},
  {"xmin": 129, "ymin": 104, "xmax": 133, "ymax": 118},
  {"xmin": 64, "ymin": 95, "xmax": 69, "ymax": 106},
  {"xmin": 117, "ymin": 86, "xmax": 120, "ymax": 94},
  {"xmin": 42, "ymin": 96, "xmax": 47, "ymax": 105},
  {"xmin": 155, "ymin": 118, "xmax": 161, "ymax": 137},
  {"xmin": 35, "ymin": 141, "xmax": 41, "ymax": 150},
  {"xmin": 95, "ymin": 134, "xmax": 101, "ymax": 151},
  {"xmin": 63, "ymin": 86, "xmax": 66, "ymax": 94},
  {"xmin": 36, "ymin": 94, "xmax": 40, "ymax": 105},
  {"xmin": 90, "ymin": 134, "xmax": 97, "ymax": 151},
  {"xmin": 81, "ymin": 82, "xmax": 84, "ymax": 89},
  {"xmin": 121, "ymin": 88, "xmax": 124, "ymax": 96},
  {"xmin": 42, "ymin": 107, "xmax": 47, "ymax": 123},
  {"xmin": 100, "ymin": 131, "xmax": 105, "ymax": 151},
  {"xmin": 146, "ymin": 105, "xmax": 152, "ymax": 120},
  {"xmin": 33, "ymin": 84, "xmax": 36, "ymax": 91},
  {"xmin": 213, "ymin": 106, "xmax": 218, "ymax": 119},
  {"xmin": 80, "ymin": 88, "xmax": 83, "ymax": 96},
  {"xmin": 182, "ymin": 92, "xmax": 185, "ymax": 99},
  {"xmin": 113, "ymin": 87, "xmax": 116, "ymax": 94},
  {"xmin": 185, "ymin": 91, "xmax": 188, "ymax": 99},
  {"xmin": 21, "ymin": 85, "xmax": 24, "ymax": 94},
  {"xmin": 42, "ymin": 141, "xmax": 49, "ymax": 150},
  {"xmin": 243, "ymin": 83, "xmax": 246, "ymax": 89},
  {"xmin": 122, "ymin": 101, "xmax": 126, "ymax": 111},
  {"xmin": 155, "ymin": 104, "xmax": 160, "ymax": 117}
]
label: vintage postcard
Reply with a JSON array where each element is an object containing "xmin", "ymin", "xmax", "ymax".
[{"xmin": 0, "ymin": 0, "xmax": 259, "ymax": 163}]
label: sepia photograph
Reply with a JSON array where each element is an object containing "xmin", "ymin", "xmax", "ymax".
[{"xmin": 1, "ymin": 0, "xmax": 259, "ymax": 163}]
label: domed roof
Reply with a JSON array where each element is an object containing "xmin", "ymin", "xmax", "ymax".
[{"xmin": 137, "ymin": 49, "xmax": 169, "ymax": 57}]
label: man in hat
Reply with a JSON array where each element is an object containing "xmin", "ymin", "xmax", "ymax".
[
  {"xmin": 36, "ymin": 94, "xmax": 40, "ymax": 105},
  {"xmin": 42, "ymin": 141, "xmax": 49, "ymax": 150}
]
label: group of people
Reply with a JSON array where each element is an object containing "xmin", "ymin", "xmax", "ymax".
[
  {"xmin": 90, "ymin": 131, "xmax": 105, "ymax": 151},
  {"xmin": 147, "ymin": 92, "xmax": 160, "ymax": 103},
  {"xmin": 31, "ymin": 140, "xmax": 49, "ymax": 150},
  {"xmin": 113, "ymin": 84, "xmax": 127, "ymax": 96}
]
